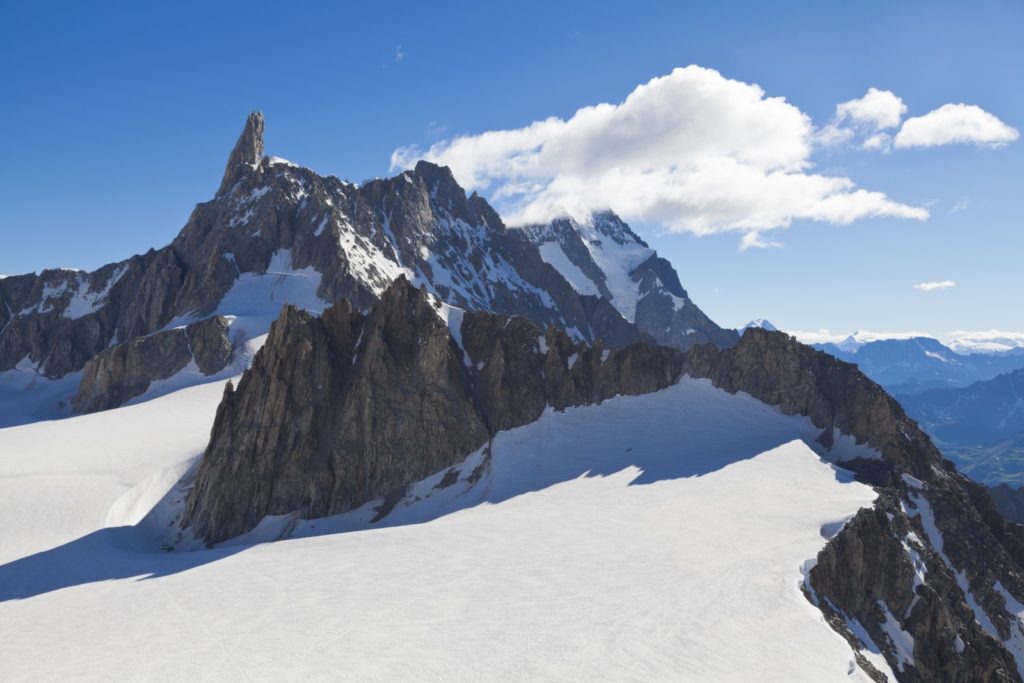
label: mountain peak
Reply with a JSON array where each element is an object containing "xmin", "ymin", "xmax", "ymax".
[
  {"xmin": 218, "ymin": 111, "xmax": 265, "ymax": 196},
  {"xmin": 410, "ymin": 160, "xmax": 464, "ymax": 199},
  {"xmin": 742, "ymin": 318, "xmax": 777, "ymax": 332}
]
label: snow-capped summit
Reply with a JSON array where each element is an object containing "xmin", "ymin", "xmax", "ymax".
[
  {"xmin": 521, "ymin": 211, "xmax": 736, "ymax": 349},
  {"xmin": 742, "ymin": 318, "xmax": 777, "ymax": 332}
]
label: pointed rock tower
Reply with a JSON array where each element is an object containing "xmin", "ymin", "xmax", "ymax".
[{"xmin": 218, "ymin": 111, "xmax": 265, "ymax": 196}]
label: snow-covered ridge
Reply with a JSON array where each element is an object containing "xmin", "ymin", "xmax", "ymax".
[{"xmin": 0, "ymin": 376, "xmax": 879, "ymax": 680}]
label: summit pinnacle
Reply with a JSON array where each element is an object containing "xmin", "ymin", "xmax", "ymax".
[{"xmin": 218, "ymin": 111, "xmax": 265, "ymax": 196}]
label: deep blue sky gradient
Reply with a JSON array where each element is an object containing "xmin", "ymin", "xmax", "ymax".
[{"xmin": 1, "ymin": 0, "xmax": 1021, "ymax": 333}]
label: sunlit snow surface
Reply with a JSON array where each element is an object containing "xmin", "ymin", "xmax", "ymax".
[{"xmin": 0, "ymin": 378, "xmax": 878, "ymax": 681}]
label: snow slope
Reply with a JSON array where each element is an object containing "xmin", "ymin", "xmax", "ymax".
[
  {"xmin": 0, "ymin": 378, "xmax": 878, "ymax": 681},
  {"xmin": 0, "ymin": 380, "xmax": 229, "ymax": 564}
]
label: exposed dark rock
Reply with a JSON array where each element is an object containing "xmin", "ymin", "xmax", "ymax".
[
  {"xmin": 218, "ymin": 111, "xmax": 265, "ymax": 196},
  {"xmin": 72, "ymin": 316, "xmax": 232, "ymax": 413},
  {"xmin": 182, "ymin": 281, "xmax": 488, "ymax": 543},
  {"xmin": 186, "ymin": 315, "xmax": 233, "ymax": 374},
  {"xmin": 182, "ymin": 278, "xmax": 686, "ymax": 545},
  {"xmin": 680, "ymin": 328, "xmax": 934, "ymax": 484},
  {"xmin": 811, "ymin": 498, "xmax": 1019, "ymax": 682},
  {"xmin": 990, "ymin": 484, "xmax": 1024, "ymax": 524}
]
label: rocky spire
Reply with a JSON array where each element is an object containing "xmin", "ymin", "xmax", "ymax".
[{"xmin": 217, "ymin": 111, "xmax": 264, "ymax": 196}]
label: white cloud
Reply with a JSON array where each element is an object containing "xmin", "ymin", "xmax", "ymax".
[
  {"xmin": 949, "ymin": 197, "xmax": 970, "ymax": 214},
  {"xmin": 913, "ymin": 280, "xmax": 956, "ymax": 292},
  {"xmin": 861, "ymin": 133, "xmax": 892, "ymax": 152},
  {"xmin": 392, "ymin": 66, "xmax": 927, "ymax": 247},
  {"xmin": 786, "ymin": 329, "xmax": 848, "ymax": 345},
  {"xmin": 894, "ymin": 103, "xmax": 1018, "ymax": 148},
  {"xmin": 817, "ymin": 88, "xmax": 905, "ymax": 151},
  {"xmin": 836, "ymin": 88, "xmax": 906, "ymax": 131},
  {"xmin": 394, "ymin": 45, "xmax": 406, "ymax": 62}
]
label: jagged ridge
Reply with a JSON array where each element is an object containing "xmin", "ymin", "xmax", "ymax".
[
  {"xmin": 181, "ymin": 277, "xmax": 684, "ymax": 544},
  {"xmin": 0, "ymin": 113, "xmax": 731, "ymax": 402}
]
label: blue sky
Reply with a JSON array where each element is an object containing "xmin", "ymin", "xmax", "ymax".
[{"xmin": 1, "ymin": 0, "xmax": 1021, "ymax": 337}]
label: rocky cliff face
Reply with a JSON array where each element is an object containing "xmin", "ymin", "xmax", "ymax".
[
  {"xmin": 0, "ymin": 253, "xmax": 186, "ymax": 379},
  {"xmin": 181, "ymin": 277, "xmax": 686, "ymax": 544},
  {"xmin": 179, "ymin": 289, "xmax": 1024, "ymax": 681},
  {"xmin": 72, "ymin": 315, "xmax": 233, "ymax": 413}
]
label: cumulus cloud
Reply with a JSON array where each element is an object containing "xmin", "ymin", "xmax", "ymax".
[
  {"xmin": 394, "ymin": 45, "xmax": 406, "ymax": 62},
  {"xmin": 392, "ymin": 66, "xmax": 927, "ymax": 247},
  {"xmin": 817, "ymin": 88, "xmax": 906, "ymax": 151},
  {"xmin": 836, "ymin": 88, "xmax": 907, "ymax": 131},
  {"xmin": 914, "ymin": 280, "xmax": 956, "ymax": 292},
  {"xmin": 895, "ymin": 104, "xmax": 1018, "ymax": 148},
  {"xmin": 819, "ymin": 90, "xmax": 1017, "ymax": 154},
  {"xmin": 861, "ymin": 133, "xmax": 893, "ymax": 151}
]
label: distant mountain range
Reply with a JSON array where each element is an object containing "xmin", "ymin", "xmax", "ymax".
[
  {"xmin": 735, "ymin": 322, "xmax": 1024, "ymax": 394},
  {"xmin": 814, "ymin": 336, "xmax": 1024, "ymax": 393},
  {"xmin": 899, "ymin": 367, "xmax": 1024, "ymax": 444},
  {"xmin": 896, "ymin": 368, "xmax": 1024, "ymax": 487},
  {"xmin": 738, "ymin": 325, "xmax": 1024, "ymax": 487}
]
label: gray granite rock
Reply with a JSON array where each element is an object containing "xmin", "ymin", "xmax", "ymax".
[
  {"xmin": 181, "ymin": 278, "xmax": 686, "ymax": 545},
  {"xmin": 72, "ymin": 316, "xmax": 232, "ymax": 413}
]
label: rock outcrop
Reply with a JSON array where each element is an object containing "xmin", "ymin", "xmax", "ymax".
[
  {"xmin": 72, "ymin": 316, "xmax": 232, "ymax": 413},
  {"xmin": 218, "ymin": 111, "xmax": 264, "ymax": 196},
  {"xmin": 182, "ymin": 278, "xmax": 685, "ymax": 544}
]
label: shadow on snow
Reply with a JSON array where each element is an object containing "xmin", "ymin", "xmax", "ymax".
[{"xmin": 0, "ymin": 382, "xmax": 862, "ymax": 603}]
